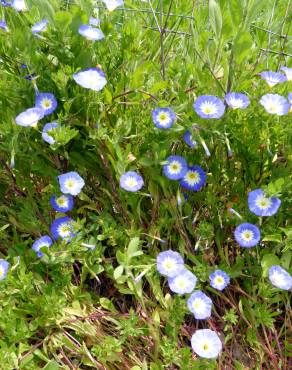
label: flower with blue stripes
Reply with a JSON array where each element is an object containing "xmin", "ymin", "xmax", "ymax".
[
  {"xmin": 225, "ymin": 92, "xmax": 250, "ymax": 109},
  {"xmin": 163, "ymin": 155, "xmax": 187, "ymax": 180},
  {"xmin": 15, "ymin": 107, "xmax": 45, "ymax": 127},
  {"xmin": 191, "ymin": 329, "xmax": 222, "ymax": 359},
  {"xmin": 152, "ymin": 107, "xmax": 176, "ymax": 129},
  {"xmin": 89, "ymin": 17, "xmax": 100, "ymax": 26},
  {"xmin": 42, "ymin": 122, "xmax": 58, "ymax": 144},
  {"xmin": 259, "ymin": 94, "xmax": 289, "ymax": 116},
  {"xmin": 259, "ymin": 71, "xmax": 286, "ymax": 87},
  {"xmin": 156, "ymin": 250, "xmax": 184, "ymax": 277},
  {"xmin": 0, "ymin": 20, "xmax": 8, "ymax": 31},
  {"xmin": 193, "ymin": 95, "xmax": 225, "ymax": 119},
  {"xmin": 179, "ymin": 166, "xmax": 206, "ymax": 191},
  {"xmin": 78, "ymin": 25, "xmax": 104, "ymax": 41},
  {"xmin": 187, "ymin": 290, "xmax": 212, "ymax": 319},
  {"xmin": 50, "ymin": 217, "xmax": 75, "ymax": 241},
  {"xmin": 103, "ymin": 0, "xmax": 124, "ymax": 11},
  {"xmin": 280, "ymin": 66, "xmax": 292, "ymax": 81},
  {"xmin": 32, "ymin": 235, "xmax": 52, "ymax": 257},
  {"xmin": 183, "ymin": 130, "xmax": 197, "ymax": 148},
  {"xmin": 31, "ymin": 19, "xmax": 48, "ymax": 33},
  {"xmin": 168, "ymin": 268, "xmax": 197, "ymax": 295},
  {"xmin": 209, "ymin": 269, "xmax": 230, "ymax": 291},
  {"xmin": 35, "ymin": 92, "xmax": 57, "ymax": 116},
  {"xmin": 11, "ymin": 0, "xmax": 26, "ymax": 11},
  {"xmin": 58, "ymin": 171, "xmax": 85, "ymax": 196},
  {"xmin": 50, "ymin": 194, "xmax": 74, "ymax": 213},
  {"xmin": 120, "ymin": 171, "xmax": 144, "ymax": 192},
  {"xmin": 234, "ymin": 223, "xmax": 260, "ymax": 248},
  {"xmin": 248, "ymin": 188, "xmax": 281, "ymax": 216},
  {"xmin": 268, "ymin": 266, "xmax": 292, "ymax": 290},
  {"xmin": 0, "ymin": 259, "xmax": 9, "ymax": 281},
  {"xmin": 73, "ymin": 67, "xmax": 107, "ymax": 91}
]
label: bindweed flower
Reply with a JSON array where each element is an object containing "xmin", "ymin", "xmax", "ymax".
[
  {"xmin": 168, "ymin": 268, "xmax": 197, "ymax": 295},
  {"xmin": 152, "ymin": 107, "xmax": 176, "ymax": 129},
  {"xmin": 20, "ymin": 63, "xmax": 27, "ymax": 69},
  {"xmin": 280, "ymin": 66, "xmax": 292, "ymax": 81},
  {"xmin": 259, "ymin": 94, "xmax": 289, "ymax": 116},
  {"xmin": 193, "ymin": 95, "xmax": 225, "ymax": 119},
  {"xmin": 183, "ymin": 130, "xmax": 197, "ymax": 148},
  {"xmin": 50, "ymin": 194, "xmax": 74, "ymax": 213},
  {"xmin": 11, "ymin": 0, "xmax": 26, "ymax": 11},
  {"xmin": 268, "ymin": 265, "xmax": 292, "ymax": 290},
  {"xmin": 248, "ymin": 188, "xmax": 281, "ymax": 216},
  {"xmin": 120, "ymin": 171, "xmax": 144, "ymax": 192},
  {"xmin": 31, "ymin": 19, "xmax": 48, "ymax": 33},
  {"xmin": 179, "ymin": 166, "xmax": 206, "ymax": 191},
  {"xmin": 191, "ymin": 329, "xmax": 222, "ymax": 359},
  {"xmin": 156, "ymin": 250, "xmax": 184, "ymax": 277},
  {"xmin": 187, "ymin": 290, "xmax": 212, "ymax": 319},
  {"xmin": 89, "ymin": 17, "xmax": 100, "ymax": 26},
  {"xmin": 234, "ymin": 223, "xmax": 260, "ymax": 248},
  {"xmin": 42, "ymin": 122, "xmax": 58, "ymax": 144},
  {"xmin": 0, "ymin": 20, "xmax": 8, "ymax": 31},
  {"xmin": 163, "ymin": 155, "xmax": 188, "ymax": 180},
  {"xmin": 209, "ymin": 269, "xmax": 230, "ymax": 291},
  {"xmin": 78, "ymin": 25, "xmax": 104, "ymax": 40},
  {"xmin": 58, "ymin": 171, "xmax": 85, "ymax": 196},
  {"xmin": 259, "ymin": 71, "xmax": 287, "ymax": 87},
  {"xmin": 32, "ymin": 235, "xmax": 52, "ymax": 257},
  {"xmin": 35, "ymin": 92, "xmax": 57, "ymax": 116},
  {"xmin": 73, "ymin": 68, "xmax": 107, "ymax": 91},
  {"xmin": 102, "ymin": 0, "xmax": 124, "ymax": 11},
  {"xmin": 0, "ymin": 259, "xmax": 10, "ymax": 281},
  {"xmin": 15, "ymin": 107, "xmax": 44, "ymax": 127},
  {"xmin": 225, "ymin": 92, "xmax": 250, "ymax": 109},
  {"xmin": 1, "ymin": 1, "xmax": 12, "ymax": 7},
  {"xmin": 50, "ymin": 216, "xmax": 75, "ymax": 241}
]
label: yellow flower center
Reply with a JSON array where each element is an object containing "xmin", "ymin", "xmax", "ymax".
[
  {"xmin": 203, "ymin": 343, "xmax": 209, "ymax": 351},
  {"xmin": 42, "ymin": 99, "xmax": 52, "ymax": 108},
  {"xmin": 242, "ymin": 230, "xmax": 253, "ymax": 241}
]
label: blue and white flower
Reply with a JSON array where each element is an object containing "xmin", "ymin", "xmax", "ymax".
[
  {"xmin": 73, "ymin": 68, "xmax": 107, "ymax": 91},
  {"xmin": 179, "ymin": 166, "xmax": 206, "ymax": 191},
  {"xmin": 168, "ymin": 268, "xmax": 197, "ymax": 295},
  {"xmin": 120, "ymin": 171, "xmax": 144, "ymax": 192},
  {"xmin": 50, "ymin": 216, "xmax": 75, "ymax": 241},
  {"xmin": 193, "ymin": 95, "xmax": 225, "ymax": 119},
  {"xmin": 288, "ymin": 92, "xmax": 292, "ymax": 105},
  {"xmin": 280, "ymin": 66, "xmax": 292, "ymax": 81},
  {"xmin": 0, "ymin": 259, "xmax": 9, "ymax": 281},
  {"xmin": 35, "ymin": 92, "xmax": 57, "ymax": 116},
  {"xmin": 259, "ymin": 94, "xmax": 289, "ymax": 116},
  {"xmin": 15, "ymin": 107, "xmax": 45, "ymax": 127},
  {"xmin": 259, "ymin": 71, "xmax": 287, "ymax": 87},
  {"xmin": 1, "ymin": 1, "xmax": 12, "ymax": 7},
  {"xmin": 234, "ymin": 223, "xmax": 260, "ymax": 248},
  {"xmin": 156, "ymin": 250, "xmax": 185, "ymax": 277},
  {"xmin": 268, "ymin": 265, "xmax": 292, "ymax": 290},
  {"xmin": 183, "ymin": 130, "xmax": 197, "ymax": 148},
  {"xmin": 42, "ymin": 122, "xmax": 58, "ymax": 144},
  {"xmin": 209, "ymin": 270, "xmax": 230, "ymax": 291},
  {"xmin": 32, "ymin": 235, "xmax": 52, "ymax": 257},
  {"xmin": 102, "ymin": 0, "xmax": 124, "ymax": 11},
  {"xmin": 152, "ymin": 107, "xmax": 176, "ymax": 129},
  {"xmin": 187, "ymin": 290, "xmax": 212, "ymax": 319},
  {"xmin": 0, "ymin": 20, "xmax": 8, "ymax": 31},
  {"xmin": 225, "ymin": 92, "xmax": 250, "ymax": 109},
  {"xmin": 31, "ymin": 19, "xmax": 48, "ymax": 33},
  {"xmin": 50, "ymin": 194, "xmax": 74, "ymax": 213},
  {"xmin": 163, "ymin": 155, "xmax": 188, "ymax": 180},
  {"xmin": 191, "ymin": 329, "xmax": 222, "ymax": 359},
  {"xmin": 11, "ymin": 0, "xmax": 26, "ymax": 11},
  {"xmin": 58, "ymin": 171, "xmax": 85, "ymax": 196},
  {"xmin": 78, "ymin": 25, "xmax": 104, "ymax": 41},
  {"xmin": 89, "ymin": 17, "xmax": 100, "ymax": 26},
  {"xmin": 248, "ymin": 188, "xmax": 281, "ymax": 216}
]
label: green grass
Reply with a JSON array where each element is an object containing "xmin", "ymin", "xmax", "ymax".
[{"xmin": 0, "ymin": 0, "xmax": 291, "ymax": 369}]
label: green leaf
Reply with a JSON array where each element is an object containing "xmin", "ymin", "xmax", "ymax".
[
  {"xmin": 209, "ymin": 0, "xmax": 222, "ymax": 38},
  {"xmin": 42, "ymin": 361, "xmax": 60, "ymax": 370},
  {"xmin": 261, "ymin": 254, "xmax": 280, "ymax": 277},
  {"xmin": 127, "ymin": 237, "xmax": 140, "ymax": 259},
  {"xmin": 232, "ymin": 30, "xmax": 253, "ymax": 64},
  {"xmin": 54, "ymin": 11, "xmax": 73, "ymax": 30},
  {"xmin": 114, "ymin": 265, "xmax": 124, "ymax": 280}
]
